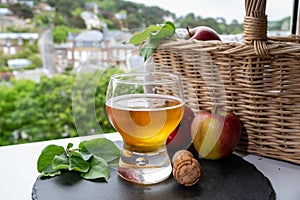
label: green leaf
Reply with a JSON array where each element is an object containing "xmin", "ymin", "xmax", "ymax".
[
  {"xmin": 40, "ymin": 163, "xmax": 61, "ymax": 178},
  {"xmin": 127, "ymin": 21, "xmax": 176, "ymax": 61},
  {"xmin": 52, "ymin": 152, "xmax": 69, "ymax": 171},
  {"xmin": 140, "ymin": 39, "xmax": 163, "ymax": 62},
  {"xmin": 165, "ymin": 21, "xmax": 176, "ymax": 30},
  {"xmin": 37, "ymin": 138, "xmax": 121, "ymax": 182},
  {"xmin": 127, "ymin": 25, "xmax": 161, "ymax": 46},
  {"xmin": 40, "ymin": 165, "xmax": 61, "ymax": 178},
  {"xmin": 81, "ymin": 156, "xmax": 110, "ymax": 181},
  {"xmin": 149, "ymin": 22, "xmax": 176, "ymax": 40},
  {"xmin": 79, "ymin": 138, "xmax": 121, "ymax": 166},
  {"xmin": 143, "ymin": 22, "xmax": 176, "ymax": 61},
  {"xmin": 107, "ymin": 156, "xmax": 119, "ymax": 167},
  {"xmin": 69, "ymin": 154, "xmax": 89, "ymax": 172},
  {"xmin": 72, "ymin": 150, "xmax": 93, "ymax": 161},
  {"xmin": 67, "ymin": 143, "xmax": 73, "ymax": 149},
  {"xmin": 51, "ymin": 151, "xmax": 89, "ymax": 173},
  {"xmin": 37, "ymin": 145, "xmax": 65, "ymax": 172}
]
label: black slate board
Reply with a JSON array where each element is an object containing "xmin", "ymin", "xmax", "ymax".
[{"xmin": 32, "ymin": 147, "xmax": 276, "ymax": 200}]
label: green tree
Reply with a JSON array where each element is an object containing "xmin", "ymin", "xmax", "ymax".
[
  {"xmin": 27, "ymin": 54, "xmax": 43, "ymax": 69},
  {"xmin": 178, "ymin": 13, "xmax": 201, "ymax": 28},
  {"xmin": 0, "ymin": 79, "xmax": 35, "ymax": 145},
  {"xmin": 99, "ymin": 0, "xmax": 117, "ymax": 14},
  {"xmin": 0, "ymin": 68, "xmax": 121, "ymax": 146},
  {"xmin": 72, "ymin": 7, "xmax": 83, "ymax": 17},
  {"xmin": 177, "ymin": 13, "xmax": 243, "ymax": 34},
  {"xmin": 8, "ymin": 3, "xmax": 34, "ymax": 19},
  {"xmin": 55, "ymin": 0, "xmax": 85, "ymax": 18},
  {"xmin": 72, "ymin": 68, "xmax": 123, "ymax": 136},
  {"xmin": 68, "ymin": 16, "xmax": 86, "ymax": 29},
  {"xmin": 226, "ymin": 20, "xmax": 243, "ymax": 34},
  {"xmin": 32, "ymin": 12, "xmax": 52, "ymax": 27},
  {"xmin": 52, "ymin": 14, "xmax": 67, "ymax": 26},
  {"xmin": 6, "ymin": 27, "xmax": 31, "ymax": 33},
  {"xmin": 52, "ymin": 25, "xmax": 70, "ymax": 43},
  {"xmin": 52, "ymin": 25, "xmax": 82, "ymax": 44}
]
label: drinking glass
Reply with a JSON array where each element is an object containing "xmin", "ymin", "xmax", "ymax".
[{"xmin": 106, "ymin": 72, "xmax": 184, "ymax": 185}]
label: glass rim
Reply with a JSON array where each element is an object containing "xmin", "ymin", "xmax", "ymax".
[{"xmin": 110, "ymin": 72, "xmax": 180, "ymax": 85}]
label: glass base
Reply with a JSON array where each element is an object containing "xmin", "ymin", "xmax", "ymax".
[{"xmin": 118, "ymin": 147, "xmax": 172, "ymax": 185}]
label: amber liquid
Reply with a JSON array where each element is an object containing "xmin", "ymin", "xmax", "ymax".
[{"xmin": 106, "ymin": 94, "xmax": 184, "ymax": 152}]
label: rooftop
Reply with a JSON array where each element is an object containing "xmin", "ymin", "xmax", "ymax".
[
  {"xmin": 0, "ymin": 33, "xmax": 38, "ymax": 40},
  {"xmin": 74, "ymin": 30, "xmax": 103, "ymax": 42}
]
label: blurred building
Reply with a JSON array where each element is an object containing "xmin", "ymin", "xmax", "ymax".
[
  {"xmin": 54, "ymin": 29, "xmax": 141, "ymax": 72},
  {"xmin": 0, "ymin": 32, "xmax": 38, "ymax": 55},
  {"xmin": 7, "ymin": 58, "xmax": 31, "ymax": 69}
]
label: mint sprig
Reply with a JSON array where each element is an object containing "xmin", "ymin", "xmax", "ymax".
[
  {"xmin": 128, "ymin": 21, "xmax": 176, "ymax": 61},
  {"xmin": 37, "ymin": 138, "xmax": 121, "ymax": 182}
]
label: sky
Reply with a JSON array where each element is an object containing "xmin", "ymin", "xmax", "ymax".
[{"xmin": 126, "ymin": 0, "xmax": 295, "ymax": 23}]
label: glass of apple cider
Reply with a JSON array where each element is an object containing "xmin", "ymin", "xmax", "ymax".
[{"xmin": 106, "ymin": 72, "xmax": 184, "ymax": 184}]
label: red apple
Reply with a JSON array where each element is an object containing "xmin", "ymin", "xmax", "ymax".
[
  {"xmin": 186, "ymin": 26, "xmax": 221, "ymax": 41},
  {"xmin": 191, "ymin": 109, "xmax": 241, "ymax": 160},
  {"xmin": 166, "ymin": 106, "xmax": 195, "ymax": 155}
]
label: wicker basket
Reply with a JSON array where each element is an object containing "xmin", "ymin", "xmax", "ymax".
[{"xmin": 152, "ymin": 0, "xmax": 300, "ymax": 165}]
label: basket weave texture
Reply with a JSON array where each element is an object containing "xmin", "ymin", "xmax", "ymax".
[{"xmin": 152, "ymin": 0, "xmax": 300, "ymax": 165}]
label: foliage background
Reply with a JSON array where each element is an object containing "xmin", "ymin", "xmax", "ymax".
[{"xmin": 0, "ymin": 68, "xmax": 121, "ymax": 146}]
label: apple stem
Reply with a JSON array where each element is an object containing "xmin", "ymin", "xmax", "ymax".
[{"xmin": 186, "ymin": 27, "xmax": 192, "ymax": 37}]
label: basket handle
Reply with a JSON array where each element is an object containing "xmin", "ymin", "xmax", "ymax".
[{"xmin": 244, "ymin": 0, "xmax": 269, "ymax": 57}]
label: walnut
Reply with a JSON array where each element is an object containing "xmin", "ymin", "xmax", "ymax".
[{"xmin": 172, "ymin": 150, "xmax": 201, "ymax": 186}]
